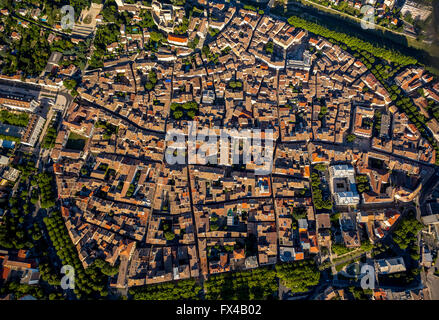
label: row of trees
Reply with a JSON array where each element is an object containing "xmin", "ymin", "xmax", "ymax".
[
  {"xmin": 43, "ymin": 211, "xmax": 111, "ymax": 299},
  {"xmin": 205, "ymin": 266, "xmax": 278, "ymax": 300},
  {"xmin": 34, "ymin": 172, "xmax": 56, "ymax": 209},
  {"xmin": 355, "ymin": 175, "xmax": 370, "ymax": 193},
  {"xmin": 310, "ymin": 169, "xmax": 332, "ymax": 210},
  {"xmin": 42, "ymin": 125, "xmax": 58, "ymax": 149},
  {"xmin": 129, "ymin": 278, "xmax": 202, "ymax": 300},
  {"xmin": 205, "ymin": 260, "xmax": 320, "ymax": 299},
  {"xmin": 0, "ymin": 133, "xmax": 20, "ymax": 142},
  {"xmin": 287, "ymin": 16, "xmax": 417, "ymax": 66},
  {"xmin": 0, "ymin": 154, "xmax": 39, "ymax": 249},
  {"xmin": 0, "ymin": 151, "xmax": 65, "ymax": 299},
  {"xmin": 128, "ymin": 260, "xmax": 320, "ymax": 300}
]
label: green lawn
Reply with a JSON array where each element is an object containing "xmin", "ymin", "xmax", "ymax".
[{"xmin": 65, "ymin": 132, "xmax": 87, "ymax": 151}]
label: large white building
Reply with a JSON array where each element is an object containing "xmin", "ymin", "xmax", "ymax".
[{"xmin": 330, "ymin": 164, "xmax": 360, "ymax": 205}]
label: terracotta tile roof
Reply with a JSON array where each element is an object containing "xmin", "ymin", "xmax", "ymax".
[{"xmin": 167, "ymin": 34, "xmax": 188, "ymax": 43}]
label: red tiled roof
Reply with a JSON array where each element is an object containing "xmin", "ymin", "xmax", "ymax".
[
  {"xmin": 1, "ymin": 267, "xmax": 10, "ymax": 280},
  {"xmin": 167, "ymin": 34, "xmax": 188, "ymax": 43}
]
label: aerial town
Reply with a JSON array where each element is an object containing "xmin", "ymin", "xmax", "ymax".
[{"xmin": 0, "ymin": 0, "xmax": 438, "ymax": 303}]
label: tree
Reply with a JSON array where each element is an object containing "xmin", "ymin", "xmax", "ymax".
[
  {"xmin": 145, "ymin": 82, "xmax": 154, "ymax": 90},
  {"xmin": 275, "ymin": 260, "xmax": 320, "ymax": 293},
  {"xmin": 293, "ymin": 206, "xmax": 307, "ymax": 219},
  {"xmin": 130, "ymin": 279, "xmax": 202, "ymax": 300},
  {"xmin": 202, "ymin": 45, "xmax": 210, "ymax": 58},
  {"xmin": 102, "ymin": 0, "xmax": 119, "ymax": 23},
  {"xmin": 0, "ymin": 110, "xmax": 29, "ymax": 127},
  {"xmin": 150, "ymin": 31, "xmax": 165, "ymax": 43},
  {"xmin": 63, "ymin": 79, "xmax": 77, "ymax": 90},
  {"xmin": 188, "ymin": 36, "xmax": 200, "ymax": 50},
  {"xmin": 173, "ymin": 110, "xmax": 183, "ymax": 120},
  {"xmin": 264, "ymin": 41, "xmax": 274, "ymax": 54},
  {"xmin": 187, "ymin": 110, "xmax": 196, "ymax": 119},
  {"xmin": 346, "ymin": 134, "xmax": 356, "ymax": 142},
  {"xmin": 314, "ymin": 163, "xmax": 326, "ymax": 171},
  {"xmin": 164, "ymin": 231, "xmax": 175, "ymax": 241}
]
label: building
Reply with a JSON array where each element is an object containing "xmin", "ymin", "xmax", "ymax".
[
  {"xmin": 287, "ymin": 50, "xmax": 311, "ymax": 71},
  {"xmin": 400, "ymin": 1, "xmax": 432, "ymax": 21},
  {"xmin": 0, "ymin": 94, "xmax": 39, "ymax": 113},
  {"xmin": 1, "ymin": 167, "xmax": 20, "ymax": 182},
  {"xmin": 329, "ymin": 164, "xmax": 360, "ymax": 205},
  {"xmin": 279, "ymin": 247, "xmax": 295, "ymax": 262},
  {"xmin": 374, "ymin": 257, "xmax": 406, "ymax": 275},
  {"xmin": 167, "ymin": 34, "xmax": 189, "ymax": 47},
  {"xmin": 151, "ymin": 0, "xmax": 184, "ymax": 34},
  {"xmin": 202, "ymin": 90, "xmax": 215, "ymax": 104},
  {"xmin": 353, "ymin": 106, "xmax": 374, "ymax": 138},
  {"xmin": 379, "ymin": 113, "xmax": 391, "ymax": 139},
  {"xmin": 20, "ymin": 114, "xmax": 45, "ymax": 147},
  {"xmin": 384, "ymin": 0, "xmax": 396, "ymax": 9}
]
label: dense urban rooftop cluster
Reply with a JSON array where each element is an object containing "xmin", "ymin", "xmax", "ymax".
[{"xmin": 0, "ymin": 0, "xmax": 438, "ymax": 301}]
